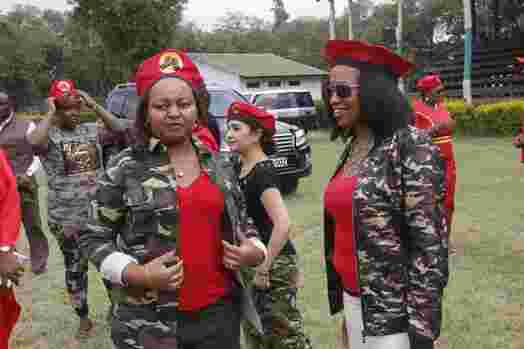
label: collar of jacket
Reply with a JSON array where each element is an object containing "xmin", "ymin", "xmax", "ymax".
[{"xmin": 148, "ymin": 135, "xmax": 213, "ymax": 160}]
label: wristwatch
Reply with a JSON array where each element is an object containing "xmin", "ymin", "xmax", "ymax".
[{"xmin": 0, "ymin": 246, "xmax": 14, "ymax": 253}]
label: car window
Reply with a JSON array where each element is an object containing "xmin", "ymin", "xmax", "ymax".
[
  {"xmin": 208, "ymin": 90, "xmax": 247, "ymax": 116},
  {"xmin": 106, "ymin": 92, "xmax": 126, "ymax": 117},
  {"xmin": 253, "ymin": 92, "xmax": 314, "ymax": 109},
  {"xmin": 123, "ymin": 93, "xmax": 140, "ymax": 120}
]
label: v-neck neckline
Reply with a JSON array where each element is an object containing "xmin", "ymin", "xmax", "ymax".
[{"xmin": 177, "ymin": 171, "xmax": 205, "ymax": 190}]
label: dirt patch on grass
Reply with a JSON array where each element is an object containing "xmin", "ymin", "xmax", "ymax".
[
  {"xmin": 450, "ymin": 224, "xmax": 483, "ymax": 255},
  {"xmin": 511, "ymin": 240, "xmax": 524, "ymax": 257},
  {"xmin": 496, "ymin": 303, "xmax": 524, "ymax": 349}
]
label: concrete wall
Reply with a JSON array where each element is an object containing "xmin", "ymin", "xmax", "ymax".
[
  {"xmin": 191, "ymin": 61, "xmax": 243, "ymax": 91},
  {"xmin": 240, "ymin": 76, "xmax": 324, "ymax": 100}
]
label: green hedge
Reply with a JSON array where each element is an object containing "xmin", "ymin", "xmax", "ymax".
[
  {"xmin": 314, "ymin": 98, "xmax": 524, "ymax": 136},
  {"xmin": 445, "ymin": 99, "xmax": 524, "ymax": 136}
]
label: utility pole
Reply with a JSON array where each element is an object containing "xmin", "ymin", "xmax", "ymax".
[
  {"xmin": 317, "ymin": 0, "xmax": 337, "ymax": 39},
  {"xmin": 463, "ymin": 0, "xmax": 473, "ymax": 104},
  {"xmin": 396, "ymin": 0, "xmax": 405, "ymax": 92},
  {"xmin": 328, "ymin": 0, "xmax": 336, "ymax": 39},
  {"xmin": 347, "ymin": 0, "xmax": 353, "ymax": 39}
]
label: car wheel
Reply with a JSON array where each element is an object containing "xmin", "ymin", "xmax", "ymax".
[{"xmin": 279, "ymin": 178, "xmax": 299, "ymax": 195}]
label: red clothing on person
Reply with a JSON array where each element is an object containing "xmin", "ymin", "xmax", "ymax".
[
  {"xmin": 324, "ymin": 173, "xmax": 360, "ymax": 295},
  {"xmin": 176, "ymin": 172, "xmax": 232, "ymax": 311},
  {"xmin": 0, "ymin": 150, "xmax": 21, "ymax": 247},
  {"xmin": 192, "ymin": 124, "xmax": 219, "ymax": 153},
  {"xmin": 413, "ymin": 99, "xmax": 456, "ymax": 229},
  {"xmin": 0, "ymin": 149, "xmax": 22, "ymax": 349}
]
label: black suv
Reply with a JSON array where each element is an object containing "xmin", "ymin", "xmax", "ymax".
[{"xmin": 105, "ymin": 82, "xmax": 312, "ymax": 194}]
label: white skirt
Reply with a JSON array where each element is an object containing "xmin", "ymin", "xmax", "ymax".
[{"xmin": 343, "ymin": 292, "xmax": 410, "ymax": 349}]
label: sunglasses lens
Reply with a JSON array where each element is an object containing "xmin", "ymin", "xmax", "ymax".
[
  {"xmin": 336, "ymin": 85, "xmax": 352, "ymax": 98},
  {"xmin": 327, "ymin": 84, "xmax": 353, "ymax": 98}
]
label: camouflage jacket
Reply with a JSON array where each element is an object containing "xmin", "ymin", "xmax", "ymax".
[
  {"xmin": 81, "ymin": 137, "xmax": 263, "ymax": 332},
  {"xmin": 324, "ymin": 126, "xmax": 448, "ymax": 340}
]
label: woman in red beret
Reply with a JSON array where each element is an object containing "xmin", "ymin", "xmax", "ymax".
[
  {"xmin": 225, "ymin": 102, "xmax": 312, "ymax": 349},
  {"xmin": 0, "ymin": 149, "xmax": 23, "ymax": 349},
  {"xmin": 413, "ymin": 74, "xmax": 457, "ymax": 248},
  {"xmin": 80, "ymin": 49, "xmax": 267, "ymax": 349},
  {"xmin": 321, "ymin": 40, "xmax": 448, "ymax": 349}
]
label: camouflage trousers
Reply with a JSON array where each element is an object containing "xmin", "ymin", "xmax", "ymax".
[
  {"xmin": 243, "ymin": 254, "xmax": 313, "ymax": 349},
  {"xmin": 48, "ymin": 223, "xmax": 89, "ymax": 318},
  {"xmin": 19, "ymin": 179, "xmax": 49, "ymax": 274},
  {"xmin": 110, "ymin": 301, "xmax": 178, "ymax": 349}
]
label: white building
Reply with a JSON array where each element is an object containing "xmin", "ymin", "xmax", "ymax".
[{"xmin": 188, "ymin": 53, "xmax": 327, "ymax": 100}]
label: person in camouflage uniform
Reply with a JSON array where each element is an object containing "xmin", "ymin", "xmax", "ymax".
[
  {"xmin": 225, "ymin": 102, "xmax": 312, "ymax": 349},
  {"xmin": 79, "ymin": 49, "xmax": 267, "ymax": 349},
  {"xmin": 28, "ymin": 80, "xmax": 129, "ymax": 338},
  {"xmin": 321, "ymin": 40, "xmax": 448, "ymax": 349}
]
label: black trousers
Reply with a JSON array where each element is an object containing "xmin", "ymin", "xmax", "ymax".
[{"xmin": 176, "ymin": 295, "xmax": 241, "ymax": 349}]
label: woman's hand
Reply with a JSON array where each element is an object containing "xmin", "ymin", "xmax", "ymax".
[
  {"xmin": 222, "ymin": 239, "xmax": 265, "ymax": 271},
  {"xmin": 0, "ymin": 251, "xmax": 24, "ymax": 286},
  {"xmin": 77, "ymin": 90, "xmax": 97, "ymax": 110},
  {"xmin": 47, "ymin": 97, "xmax": 57, "ymax": 116},
  {"xmin": 124, "ymin": 251, "xmax": 183, "ymax": 291}
]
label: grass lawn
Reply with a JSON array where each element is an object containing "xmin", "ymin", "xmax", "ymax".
[{"xmin": 10, "ymin": 131, "xmax": 524, "ymax": 349}]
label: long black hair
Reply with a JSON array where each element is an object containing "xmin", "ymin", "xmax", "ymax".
[{"xmin": 322, "ymin": 59, "xmax": 412, "ymax": 143}]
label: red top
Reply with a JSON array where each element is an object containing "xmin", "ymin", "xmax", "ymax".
[
  {"xmin": 176, "ymin": 172, "xmax": 232, "ymax": 311},
  {"xmin": 413, "ymin": 99, "xmax": 454, "ymax": 160},
  {"xmin": 0, "ymin": 150, "xmax": 20, "ymax": 247},
  {"xmin": 324, "ymin": 172, "xmax": 360, "ymax": 295}
]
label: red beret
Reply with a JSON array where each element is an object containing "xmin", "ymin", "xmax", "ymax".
[
  {"xmin": 226, "ymin": 102, "xmax": 276, "ymax": 132},
  {"xmin": 323, "ymin": 40, "xmax": 414, "ymax": 78},
  {"xmin": 134, "ymin": 49, "xmax": 204, "ymax": 96},
  {"xmin": 48, "ymin": 80, "xmax": 77, "ymax": 98},
  {"xmin": 48, "ymin": 80, "xmax": 81, "ymax": 109},
  {"xmin": 416, "ymin": 74, "xmax": 443, "ymax": 93}
]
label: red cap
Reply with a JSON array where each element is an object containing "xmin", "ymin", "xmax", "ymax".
[
  {"xmin": 48, "ymin": 80, "xmax": 77, "ymax": 98},
  {"xmin": 226, "ymin": 102, "xmax": 276, "ymax": 132},
  {"xmin": 517, "ymin": 57, "xmax": 524, "ymax": 65},
  {"xmin": 416, "ymin": 74, "xmax": 443, "ymax": 93},
  {"xmin": 134, "ymin": 49, "xmax": 204, "ymax": 96},
  {"xmin": 323, "ymin": 40, "xmax": 414, "ymax": 78}
]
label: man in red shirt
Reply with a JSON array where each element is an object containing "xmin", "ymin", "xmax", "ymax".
[
  {"xmin": 0, "ymin": 149, "xmax": 23, "ymax": 349},
  {"xmin": 413, "ymin": 74, "xmax": 457, "ymax": 237}
]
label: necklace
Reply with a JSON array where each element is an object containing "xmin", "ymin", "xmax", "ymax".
[{"xmin": 343, "ymin": 133, "xmax": 373, "ymax": 177}]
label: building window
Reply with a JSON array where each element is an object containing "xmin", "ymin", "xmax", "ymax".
[
  {"xmin": 268, "ymin": 80, "xmax": 282, "ymax": 88},
  {"xmin": 288, "ymin": 80, "xmax": 301, "ymax": 86},
  {"xmin": 246, "ymin": 81, "xmax": 261, "ymax": 89}
]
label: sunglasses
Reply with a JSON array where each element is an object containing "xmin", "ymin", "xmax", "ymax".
[{"xmin": 325, "ymin": 82, "xmax": 360, "ymax": 99}]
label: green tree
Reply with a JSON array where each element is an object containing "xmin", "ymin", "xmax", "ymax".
[{"xmin": 69, "ymin": 0, "xmax": 188, "ymax": 70}]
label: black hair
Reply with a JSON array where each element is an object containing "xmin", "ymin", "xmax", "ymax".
[
  {"xmin": 322, "ymin": 58, "xmax": 412, "ymax": 143},
  {"xmin": 134, "ymin": 76, "xmax": 210, "ymax": 146},
  {"xmin": 228, "ymin": 116, "xmax": 276, "ymax": 155}
]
